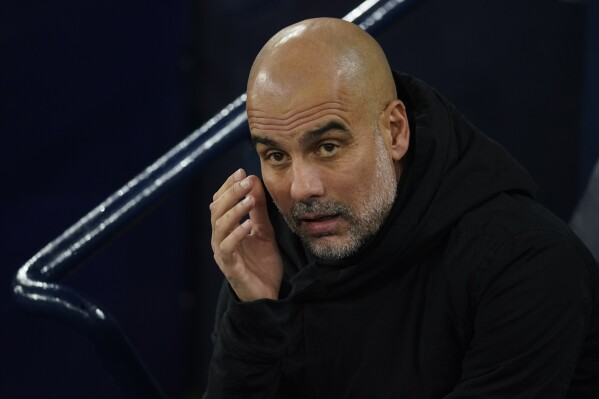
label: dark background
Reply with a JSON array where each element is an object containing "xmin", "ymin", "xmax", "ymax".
[{"xmin": 1, "ymin": 0, "xmax": 597, "ymax": 397}]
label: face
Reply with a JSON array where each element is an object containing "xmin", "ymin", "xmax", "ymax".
[{"xmin": 248, "ymin": 83, "xmax": 399, "ymax": 262}]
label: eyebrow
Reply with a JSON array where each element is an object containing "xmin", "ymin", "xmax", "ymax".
[
  {"xmin": 300, "ymin": 121, "xmax": 351, "ymax": 145},
  {"xmin": 251, "ymin": 120, "xmax": 351, "ymax": 149}
]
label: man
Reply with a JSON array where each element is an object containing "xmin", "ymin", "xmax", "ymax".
[{"xmin": 207, "ymin": 18, "xmax": 599, "ymax": 398}]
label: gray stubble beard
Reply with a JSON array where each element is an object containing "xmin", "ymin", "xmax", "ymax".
[{"xmin": 279, "ymin": 130, "xmax": 398, "ymax": 262}]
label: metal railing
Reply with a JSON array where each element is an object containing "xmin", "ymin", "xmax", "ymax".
[{"xmin": 11, "ymin": 1, "xmax": 417, "ymax": 397}]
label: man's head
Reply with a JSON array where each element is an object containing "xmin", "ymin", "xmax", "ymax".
[{"xmin": 246, "ymin": 18, "xmax": 410, "ymax": 261}]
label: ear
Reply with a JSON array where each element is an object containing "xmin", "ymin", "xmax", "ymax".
[{"xmin": 380, "ymin": 99, "xmax": 410, "ymax": 162}]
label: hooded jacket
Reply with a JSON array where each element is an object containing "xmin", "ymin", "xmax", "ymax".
[{"xmin": 205, "ymin": 73, "xmax": 599, "ymax": 398}]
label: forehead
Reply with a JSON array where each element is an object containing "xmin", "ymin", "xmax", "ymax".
[{"xmin": 246, "ymin": 78, "xmax": 362, "ymax": 138}]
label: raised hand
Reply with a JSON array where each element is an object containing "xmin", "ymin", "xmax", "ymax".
[{"xmin": 210, "ymin": 168, "xmax": 284, "ymax": 302}]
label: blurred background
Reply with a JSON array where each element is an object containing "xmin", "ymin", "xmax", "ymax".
[{"xmin": 1, "ymin": 0, "xmax": 597, "ymax": 397}]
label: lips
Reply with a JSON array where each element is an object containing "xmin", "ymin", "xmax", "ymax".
[
  {"xmin": 300, "ymin": 213, "xmax": 337, "ymax": 221},
  {"xmin": 298, "ymin": 214, "xmax": 341, "ymax": 235}
]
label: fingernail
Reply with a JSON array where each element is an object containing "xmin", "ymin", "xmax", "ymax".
[
  {"xmin": 233, "ymin": 168, "xmax": 244, "ymax": 181},
  {"xmin": 240, "ymin": 177, "xmax": 250, "ymax": 188},
  {"xmin": 242, "ymin": 196, "xmax": 251, "ymax": 205}
]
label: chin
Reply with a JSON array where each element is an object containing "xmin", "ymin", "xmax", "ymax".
[{"xmin": 304, "ymin": 235, "xmax": 361, "ymax": 261}]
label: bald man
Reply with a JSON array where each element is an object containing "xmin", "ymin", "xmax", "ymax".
[{"xmin": 207, "ymin": 18, "xmax": 599, "ymax": 398}]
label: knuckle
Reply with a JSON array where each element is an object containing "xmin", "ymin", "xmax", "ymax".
[
  {"xmin": 214, "ymin": 218, "xmax": 223, "ymax": 230},
  {"xmin": 210, "ymin": 236, "xmax": 219, "ymax": 250},
  {"xmin": 213, "ymin": 253, "xmax": 225, "ymax": 268},
  {"xmin": 236, "ymin": 198, "xmax": 247, "ymax": 210},
  {"xmin": 231, "ymin": 181, "xmax": 240, "ymax": 194},
  {"xmin": 219, "ymin": 241, "xmax": 229, "ymax": 253}
]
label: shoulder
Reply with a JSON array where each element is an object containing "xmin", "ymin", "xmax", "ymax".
[
  {"xmin": 445, "ymin": 193, "xmax": 597, "ymax": 302},
  {"xmin": 451, "ymin": 193, "xmax": 592, "ymax": 260}
]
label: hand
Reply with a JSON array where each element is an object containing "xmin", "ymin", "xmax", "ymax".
[{"xmin": 210, "ymin": 168, "xmax": 284, "ymax": 301}]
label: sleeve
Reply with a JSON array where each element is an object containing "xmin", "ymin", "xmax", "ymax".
[
  {"xmin": 204, "ymin": 280, "xmax": 293, "ymax": 399},
  {"xmin": 445, "ymin": 230, "xmax": 595, "ymax": 398}
]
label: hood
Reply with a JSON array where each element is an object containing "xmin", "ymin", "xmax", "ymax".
[{"xmin": 268, "ymin": 72, "xmax": 537, "ymax": 301}]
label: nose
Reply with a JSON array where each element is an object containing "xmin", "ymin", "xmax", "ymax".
[{"xmin": 289, "ymin": 161, "xmax": 325, "ymax": 202}]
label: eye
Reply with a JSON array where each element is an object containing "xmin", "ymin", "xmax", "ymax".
[
  {"xmin": 317, "ymin": 143, "xmax": 339, "ymax": 157},
  {"xmin": 265, "ymin": 151, "xmax": 288, "ymax": 165}
]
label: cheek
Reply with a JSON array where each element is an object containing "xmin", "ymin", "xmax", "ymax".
[
  {"xmin": 338, "ymin": 151, "xmax": 380, "ymax": 197},
  {"xmin": 263, "ymin": 173, "xmax": 292, "ymax": 210},
  {"xmin": 340, "ymin": 149, "xmax": 376, "ymax": 178}
]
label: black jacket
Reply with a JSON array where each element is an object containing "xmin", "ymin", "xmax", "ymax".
[{"xmin": 205, "ymin": 73, "xmax": 599, "ymax": 398}]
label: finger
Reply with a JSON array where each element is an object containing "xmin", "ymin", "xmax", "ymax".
[
  {"xmin": 219, "ymin": 218, "xmax": 254, "ymax": 259},
  {"xmin": 213, "ymin": 168, "xmax": 246, "ymax": 201},
  {"xmin": 212, "ymin": 194, "xmax": 255, "ymax": 247},
  {"xmin": 245, "ymin": 177, "xmax": 272, "ymax": 227},
  {"xmin": 210, "ymin": 175, "xmax": 255, "ymax": 225}
]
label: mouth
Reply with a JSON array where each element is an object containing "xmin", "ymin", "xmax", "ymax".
[{"xmin": 298, "ymin": 214, "xmax": 341, "ymax": 235}]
